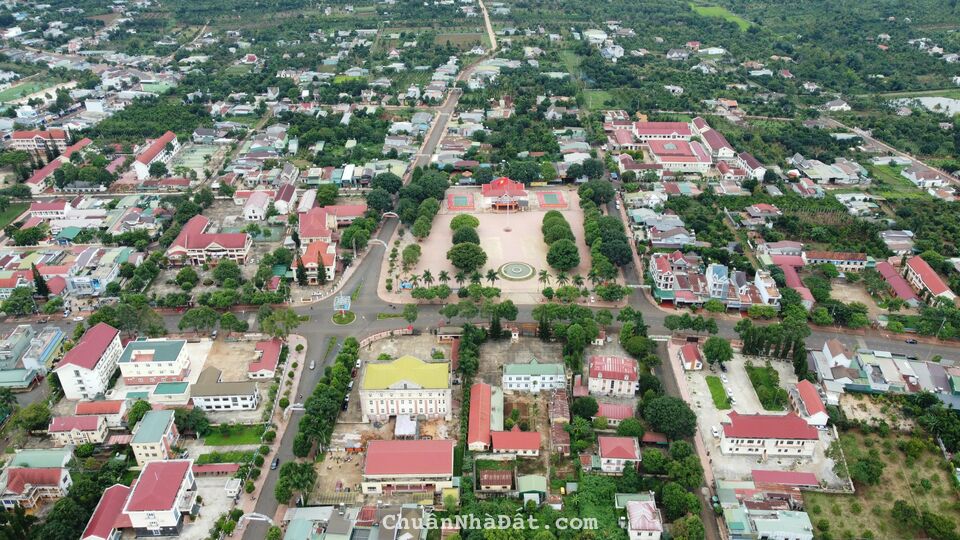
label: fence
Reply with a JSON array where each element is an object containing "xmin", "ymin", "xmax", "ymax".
[{"xmin": 358, "ymin": 327, "xmax": 414, "ymax": 348}]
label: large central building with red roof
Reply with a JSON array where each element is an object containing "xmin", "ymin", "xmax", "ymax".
[
  {"xmin": 362, "ymin": 439, "xmax": 456, "ymax": 494},
  {"xmin": 52, "ymin": 322, "xmax": 122, "ymax": 401},
  {"xmin": 165, "ymin": 215, "xmax": 252, "ymax": 266},
  {"xmin": 124, "ymin": 459, "xmax": 196, "ymax": 536},
  {"xmin": 588, "ymin": 355, "xmax": 639, "ymax": 397},
  {"xmin": 132, "ymin": 131, "xmax": 179, "ymax": 180},
  {"xmin": 720, "ymin": 412, "xmax": 819, "ymax": 457},
  {"xmin": 904, "ymin": 255, "xmax": 957, "ymax": 304}
]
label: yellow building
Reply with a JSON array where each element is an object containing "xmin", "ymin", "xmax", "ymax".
[{"xmin": 360, "ymin": 355, "xmax": 450, "ymax": 422}]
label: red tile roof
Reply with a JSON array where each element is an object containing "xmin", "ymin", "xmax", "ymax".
[
  {"xmin": 647, "ymin": 140, "xmax": 711, "ymax": 163},
  {"xmin": 169, "ymin": 215, "xmax": 249, "ymax": 251},
  {"xmin": 906, "ymin": 256, "xmax": 950, "ymax": 296},
  {"xmin": 479, "ymin": 470, "xmax": 512, "ymax": 487},
  {"xmin": 56, "ymin": 323, "xmax": 119, "ymax": 371},
  {"xmin": 722, "ymin": 411, "xmax": 818, "ymax": 440},
  {"xmin": 47, "ymin": 275, "xmax": 67, "ymax": 295},
  {"xmin": 598, "ymin": 436, "xmax": 640, "ymax": 460},
  {"xmin": 739, "ymin": 152, "xmax": 761, "ymax": 169},
  {"xmin": 6, "ymin": 468, "xmax": 63, "ymax": 495},
  {"xmin": 326, "ymin": 204, "xmax": 368, "ymax": 218},
  {"xmin": 481, "ymin": 177, "xmax": 527, "ymax": 198},
  {"xmin": 596, "ymin": 402, "xmax": 633, "ymax": 421},
  {"xmin": 806, "ymin": 250, "xmax": 867, "ymax": 262},
  {"xmin": 876, "ymin": 261, "xmax": 919, "ymax": 302},
  {"xmin": 63, "ymin": 138, "xmax": 92, "ymax": 159},
  {"xmin": 49, "ymin": 415, "xmax": 102, "ymax": 432},
  {"xmin": 81, "ymin": 484, "xmax": 131, "ymax": 540},
  {"xmin": 751, "ymin": 469, "xmax": 818, "ymax": 487},
  {"xmin": 30, "ymin": 200, "xmax": 68, "ymax": 212},
  {"xmin": 135, "ymin": 131, "xmax": 176, "ymax": 165},
  {"xmin": 795, "ymin": 380, "xmax": 826, "ymax": 417},
  {"xmin": 301, "ymin": 240, "xmax": 335, "ymax": 268},
  {"xmin": 679, "ymin": 344, "xmax": 703, "ymax": 369},
  {"xmin": 633, "ymin": 121, "xmax": 691, "ymax": 137},
  {"xmin": 641, "ymin": 431, "xmax": 668, "ymax": 444},
  {"xmin": 491, "ymin": 426, "xmax": 539, "ymax": 452},
  {"xmin": 298, "ymin": 207, "xmax": 331, "ymax": 239},
  {"xmin": 125, "ymin": 460, "xmax": 191, "ymax": 512},
  {"xmin": 249, "ymin": 339, "xmax": 282, "ymax": 374},
  {"xmin": 589, "ymin": 355, "xmax": 638, "ymax": 381},
  {"xmin": 364, "ymin": 439, "xmax": 455, "ymax": 476},
  {"xmin": 468, "ymin": 382, "xmax": 491, "ymax": 447},
  {"xmin": 75, "ymin": 400, "xmax": 124, "ymax": 415},
  {"xmin": 12, "ymin": 129, "xmax": 67, "ymax": 141},
  {"xmin": 27, "ymin": 159, "xmax": 62, "ymax": 186}
]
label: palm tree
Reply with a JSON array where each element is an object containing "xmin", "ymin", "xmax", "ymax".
[
  {"xmin": 573, "ymin": 275, "xmax": 585, "ymax": 288},
  {"xmin": 538, "ymin": 269, "xmax": 552, "ymax": 289},
  {"xmin": 556, "ymin": 272, "xmax": 569, "ymax": 286},
  {"xmin": 470, "ymin": 270, "xmax": 483, "ymax": 285},
  {"xmin": 485, "ymin": 269, "xmax": 499, "ymax": 286},
  {"xmin": 438, "ymin": 270, "xmax": 450, "ymax": 284},
  {"xmin": 588, "ymin": 268, "xmax": 601, "ymax": 286},
  {"xmin": 454, "ymin": 271, "xmax": 466, "ymax": 288},
  {"xmin": 409, "ymin": 274, "xmax": 420, "ymax": 288},
  {"xmin": 421, "ymin": 269, "xmax": 434, "ymax": 286}
]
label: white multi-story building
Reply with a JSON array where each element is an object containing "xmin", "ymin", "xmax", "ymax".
[
  {"xmin": 501, "ymin": 359, "xmax": 566, "ymax": 392},
  {"xmin": 123, "ymin": 460, "xmax": 197, "ymax": 537},
  {"xmin": 130, "ymin": 410, "xmax": 180, "ymax": 466},
  {"xmin": 132, "ymin": 131, "xmax": 179, "ymax": 180},
  {"xmin": 190, "ymin": 368, "xmax": 260, "ymax": 411},
  {"xmin": 52, "ymin": 323, "xmax": 122, "ymax": 401},
  {"xmin": 588, "ymin": 356, "xmax": 638, "ymax": 397},
  {"xmin": 118, "ymin": 339, "xmax": 191, "ymax": 385},
  {"xmin": 360, "ymin": 355, "xmax": 451, "ymax": 422},
  {"xmin": 48, "ymin": 415, "xmax": 108, "ymax": 446},
  {"xmin": 719, "ymin": 412, "xmax": 819, "ymax": 457}
]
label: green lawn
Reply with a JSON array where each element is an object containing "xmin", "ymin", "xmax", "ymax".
[
  {"xmin": 377, "ymin": 312, "xmax": 404, "ymax": 320},
  {"xmin": 196, "ymin": 450, "xmax": 255, "ymax": 465},
  {"xmin": 0, "ymin": 79, "xmax": 56, "ymax": 103},
  {"xmin": 560, "ymin": 49, "xmax": 582, "ymax": 76},
  {"xmin": 332, "ymin": 311, "xmax": 356, "ymax": 325},
  {"xmin": 867, "ymin": 164, "xmax": 930, "ymax": 200},
  {"xmin": 584, "ymin": 89, "xmax": 615, "ymax": 110},
  {"xmin": 204, "ymin": 424, "xmax": 265, "ymax": 446},
  {"xmin": 0, "ymin": 203, "xmax": 28, "ymax": 230},
  {"xmin": 689, "ymin": 2, "xmax": 752, "ymax": 31},
  {"xmin": 705, "ymin": 375, "xmax": 731, "ymax": 409},
  {"xmin": 745, "ymin": 362, "xmax": 788, "ymax": 410}
]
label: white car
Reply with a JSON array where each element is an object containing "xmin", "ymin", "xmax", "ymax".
[
  {"xmin": 720, "ymin": 375, "xmax": 728, "ymax": 383},
  {"xmin": 309, "ymin": 360, "xmax": 316, "ymax": 370},
  {"xmin": 711, "ymin": 426, "xmax": 720, "ymax": 438},
  {"xmin": 72, "ymin": 316, "xmax": 84, "ymax": 322}
]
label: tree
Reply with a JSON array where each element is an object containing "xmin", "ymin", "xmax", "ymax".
[
  {"xmin": 31, "ymin": 264, "xmax": 49, "ymax": 298},
  {"xmin": 148, "ymin": 161, "xmax": 168, "ymax": 177},
  {"xmin": 127, "ymin": 400, "xmax": 152, "ymax": 427},
  {"xmin": 662, "ymin": 482, "xmax": 700, "ymax": 521},
  {"xmin": 811, "ymin": 307, "xmax": 834, "ymax": 325},
  {"xmin": 174, "ymin": 407, "xmax": 211, "ymax": 436},
  {"xmin": 450, "ymin": 214, "xmax": 480, "ymax": 230},
  {"xmin": 447, "ymin": 243, "xmax": 487, "ymax": 272},
  {"xmin": 175, "ymin": 267, "xmax": 199, "ymax": 288},
  {"xmin": 643, "ymin": 396, "xmax": 697, "ymax": 440},
  {"xmin": 212, "ymin": 260, "xmax": 242, "ymax": 286},
  {"xmin": 703, "ymin": 298, "xmax": 725, "ymax": 313},
  {"xmin": 14, "ymin": 402, "xmax": 50, "ymax": 431},
  {"xmin": 372, "ymin": 172, "xmax": 403, "ymax": 194},
  {"xmin": 296, "ymin": 258, "xmax": 307, "ymax": 286},
  {"xmin": 178, "ymin": 306, "xmax": 220, "ymax": 333},
  {"xmin": 571, "ymin": 396, "xmax": 599, "ymax": 419},
  {"xmin": 702, "ymin": 337, "xmax": 733, "ymax": 366},
  {"xmin": 411, "ymin": 216, "xmax": 432, "ymax": 240},
  {"xmin": 403, "ymin": 304, "xmax": 419, "ymax": 323},
  {"xmin": 849, "ymin": 455, "xmax": 885, "ymax": 486},
  {"xmin": 452, "ymin": 226, "xmax": 480, "ymax": 245},
  {"xmin": 401, "ymin": 244, "xmax": 421, "ymax": 269},
  {"xmin": 366, "ymin": 188, "xmax": 393, "ymax": 214},
  {"xmin": 671, "ymin": 514, "xmax": 706, "ymax": 540},
  {"xmin": 616, "ymin": 417, "xmax": 645, "ymax": 438},
  {"xmin": 261, "ymin": 308, "xmax": 303, "ymax": 338},
  {"xmin": 219, "ymin": 312, "xmax": 249, "ymax": 333},
  {"xmin": 546, "ymin": 239, "xmax": 580, "ymax": 271},
  {"xmin": 1, "ymin": 287, "xmax": 36, "ymax": 316},
  {"xmin": 316, "ymin": 183, "xmax": 339, "ymax": 206},
  {"xmin": 267, "ymin": 526, "xmax": 284, "ymax": 540}
]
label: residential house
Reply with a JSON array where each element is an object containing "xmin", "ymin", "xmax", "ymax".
[
  {"xmin": 901, "ymin": 164, "xmax": 948, "ymax": 188},
  {"xmin": 190, "ymin": 367, "xmax": 260, "ymax": 411},
  {"xmin": 598, "ymin": 436, "xmax": 641, "ymax": 474},
  {"xmin": 74, "ymin": 400, "xmax": 127, "ymax": 430},
  {"xmin": 677, "ymin": 344, "xmax": 703, "ymax": 371},
  {"xmin": 502, "ymin": 359, "xmax": 566, "ymax": 393},
  {"xmin": 719, "ymin": 412, "xmax": 818, "ymax": 457},
  {"xmin": 491, "ymin": 426, "xmax": 540, "ymax": 457},
  {"xmin": 130, "ymin": 410, "xmax": 180, "ymax": 466},
  {"xmin": 360, "ymin": 355, "xmax": 451, "ymax": 422},
  {"xmin": 361, "ymin": 439, "xmax": 455, "ymax": 494},
  {"xmin": 588, "ymin": 356, "xmax": 638, "ymax": 397},
  {"xmin": 625, "ymin": 498, "xmax": 663, "ymax": 540},
  {"xmin": 47, "ymin": 415, "xmax": 108, "ymax": 446},
  {"xmin": 594, "ymin": 402, "xmax": 633, "ymax": 427},
  {"xmin": 824, "ymin": 99, "xmax": 850, "ymax": 112},
  {"xmin": 53, "ymin": 323, "xmax": 122, "ymax": 401},
  {"xmin": 243, "ymin": 191, "xmax": 271, "ymax": 221}
]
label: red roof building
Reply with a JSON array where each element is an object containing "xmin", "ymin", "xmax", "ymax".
[
  {"xmin": 595, "ymin": 402, "xmax": 633, "ymax": 424},
  {"xmin": 56, "ymin": 323, "xmax": 119, "ymax": 371},
  {"xmin": 491, "ymin": 426, "xmax": 540, "ymax": 456},
  {"xmin": 791, "ymin": 380, "xmax": 828, "ymax": 428},
  {"xmin": 481, "ymin": 177, "xmax": 527, "ymax": 199},
  {"xmin": 248, "ymin": 339, "xmax": 282, "ymax": 378},
  {"xmin": 300, "ymin": 240, "xmax": 336, "ymax": 284},
  {"xmin": 597, "ymin": 436, "xmax": 641, "ymax": 473},
  {"xmin": 54, "ymin": 322, "xmax": 122, "ymax": 401},
  {"xmin": 4, "ymin": 468, "xmax": 70, "ymax": 507},
  {"xmin": 75, "ymin": 400, "xmax": 124, "ymax": 415},
  {"xmin": 632, "ymin": 121, "xmax": 692, "ymax": 140},
  {"xmin": 478, "ymin": 470, "xmax": 513, "ymax": 490},
  {"xmin": 48, "ymin": 415, "xmax": 102, "ymax": 433},
  {"xmin": 905, "ymin": 256, "xmax": 956, "ymax": 301},
  {"xmin": 876, "ymin": 261, "xmax": 919, "ymax": 305},
  {"xmin": 123, "ymin": 460, "xmax": 195, "ymax": 535},
  {"xmin": 165, "ymin": 215, "xmax": 251, "ymax": 266},
  {"xmin": 751, "ymin": 469, "xmax": 818, "ymax": 489},
  {"xmin": 298, "ymin": 207, "xmax": 332, "ymax": 242},
  {"xmin": 9, "ymin": 129, "xmax": 68, "ymax": 153},
  {"xmin": 363, "ymin": 439, "xmax": 456, "ymax": 493},
  {"xmin": 81, "ymin": 484, "xmax": 132, "ymax": 540},
  {"xmin": 721, "ymin": 412, "xmax": 819, "ymax": 457},
  {"xmin": 191, "ymin": 463, "xmax": 241, "ymax": 476},
  {"xmin": 589, "ymin": 356, "xmax": 639, "ymax": 381},
  {"xmin": 468, "ymin": 382, "xmax": 492, "ymax": 451},
  {"xmin": 678, "ymin": 343, "xmax": 703, "ymax": 371},
  {"xmin": 135, "ymin": 131, "xmax": 177, "ymax": 166},
  {"xmin": 646, "ymin": 140, "xmax": 712, "ymax": 172}
]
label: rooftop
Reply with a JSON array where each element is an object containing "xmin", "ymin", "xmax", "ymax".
[
  {"xmin": 503, "ymin": 358, "xmax": 565, "ymax": 377},
  {"xmin": 124, "ymin": 460, "xmax": 191, "ymax": 512},
  {"xmin": 722, "ymin": 411, "xmax": 818, "ymax": 440},
  {"xmin": 361, "ymin": 355, "xmax": 449, "ymax": 390},
  {"xmin": 119, "ymin": 339, "xmax": 186, "ymax": 364},
  {"xmin": 55, "ymin": 322, "xmax": 118, "ymax": 371},
  {"xmin": 131, "ymin": 409, "xmax": 174, "ymax": 444},
  {"xmin": 364, "ymin": 439, "xmax": 455, "ymax": 477}
]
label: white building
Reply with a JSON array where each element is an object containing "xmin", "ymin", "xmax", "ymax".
[
  {"xmin": 598, "ymin": 436, "xmax": 641, "ymax": 474},
  {"xmin": 132, "ymin": 131, "xmax": 179, "ymax": 180},
  {"xmin": 719, "ymin": 412, "xmax": 819, "ymax": 457},
  {"xmin": 501, "ymin": 359, "xmax": 566, "ymax": 392},
  {"xmin": 625, "ymin": 499, "xmax": 663, "ymax": 540},
  {"xmin": 588, "ymin": 356, "xmax": 638, "ymax": 397},
  {"xmin": 53, "ymin": 323, "xmax": 122, "ymax": 401},
  {"xmin": 360, "ymin": 356, "xmax": 451, "ymax": 422},
  {"xmin": 190, "ymin": 367, "xmax": 260, "ymax": 411},
  {"xmin": 123, "ymin": 460, "xmax": 197, "ymax": 536},
  {"xmin": 48, "ymin": 415, "xmax": 108, "ymax": 446},
  {"xmin": 118, "ymin": 339, "xmax": 191, "ymax": 385}
]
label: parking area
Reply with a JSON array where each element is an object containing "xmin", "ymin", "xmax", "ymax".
[{"xmin": 180, "ymin": 476, "xmax": 238, "ymax": 540}]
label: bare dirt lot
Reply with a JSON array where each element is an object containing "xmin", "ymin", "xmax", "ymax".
[
  {"xmin": 830, "ymin": 280, "xmax": 897, "ymax": 320},
  {"xmin": 476, "ymin": 337, "xmax": 565, "ymax": 386},
  {"xmin": 205, "ymin": 340, "xmax": 259, "ymax": 381}
]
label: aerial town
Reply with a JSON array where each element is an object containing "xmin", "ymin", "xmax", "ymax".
[{"xmin": 0, "ymin": 0, "xmax": 956, "ymax": 540}]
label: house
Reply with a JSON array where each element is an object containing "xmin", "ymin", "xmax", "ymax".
[
  {"xmin": 790, "ymin": 380, "xmax": 829, "ymax": 429},
  {"xmin": 649, "ymin": 226, "xmax": 696, "ymax": 249},
  {"xmin": 74, "ymin": 400, "xmax": 127, "ymax": 429},
  {"xmin": 880, "ymin": 230, "xmax": 915, "ymax": 256},
  {"xmin": 300, "ymin": 240, "xmax": 337, "ymax": 284},
  {"xmin": 248, "ymin": 339, "xmax": 282, "ymax": 379},
  {"xmin": 804, "ymin": 251, "xmax": 869, "ymax": 273},
  {"xmin": 132, "ymin": 131, "xmax": 179, "ymax": 180},
  {"xmin": 823, "ymin": 99, "xmax": 851, "ymax": 112},
  {"xmin": 720, "ymin": 412, "xmax": 818, "ymax": 457},
  {"xmin": 791, "ymin": 178, "xmax": 825, "ymax": 199},
  {"xmin": 48, "ymin": 415, "xmax": 108, "ymax": 446},
  {"xmin": 274, "ymin": 183, "xmax": 298, "ymax": 215},
  {"xmin": 467, "ymin": 381, "xmax": 503, "ymax": 451},
  {"xmin": 588, "ymin": 356, "xmax": 638, "ymax": 397},
  {"xmin": 8, "ymin": 129, "xmax": 69, "ymax": 154},
  {"xmin": 243, "ymin": 191, "xmax": 271, "ymax": 221},
  {"xmin": 677, "ymin": 344, "xmax": 703, "ymax": 371},
  {"xmin": 901, "ymin": 164, "xmax": 948, "ymax": 188},
  {"xmin": 118, "ymin": 339, "xmax": 191, "ymax": 385},
  {"xmin": 478, "ymin": 470, "xmax": 513, "ymax": 492},
  {"xmin": 190, "ymin": 367, "xmax": 260, "ymax": 411},
  {"xmin": 123, "ymin": 460, "xmax": 197, "ymax": 537},
  {"xmin": 491, "ymin": 426, "xmax": 540, "ymax": 456},
  {"xmin": 360, "ymin": 355, "xmax": 451, "ymax": 422},
  {"xmin": 904, "ymin": 256, "xmax": 957, "ymax": 303},
  {"xmin": 502, "ymin": 359, "xmax": 566, "ymax": 392},
  {"xmin": 130, "ymin": 410, "xmax": 180, "ymax": 466},
  {"xmin": 53, "ymin": 322, "xmax": 122, "ymax": 401},
  {"xmin": 746, "ymin": 204, "xmax": 782, "ymax": 219},
  {"xmin": 625, "ymin": 499, "xmax": 663, "ymax": 540},
  {"xmin": 80, "ymin": 484, "xmax": 132, "ymax": 540},
  {"xmin": 165, "ymin": 215, "xmax": 252, "ymax": 266},
  {"xmin": 875, "ymin": 262, "xmax": 920, "ymax": 307},
  {"xmin": 598, "ymin": 436, "xmax": 641, "ymax": 474},
  {"xmin": 361, "ymin": 439, "xmax": 455, "ymax": 494},
  {"xmin": 594, "ymin": 402, "xmax": 633, "ymax": 427},
  {"xmin": 550, "ymin": 423, "xmax": 571, "ymax": 456},
  {"xmin": 0, "ymin": 448, "xmax": 73, "ymax": 510}
]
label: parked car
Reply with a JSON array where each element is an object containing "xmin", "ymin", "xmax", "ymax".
[
  {"xmin": 309, "ymin": 360, "xmax": 316, "ymax": 370},
  {"xmin": 905, "ymin": 339, "xmax": 918, "ymax": 344},
  {"xmin": 711, "ymin": 426, "xmax": 720, "ymax": 438},
  {"xmin": 720, "ymin": 375, "xmax": 728, "ymax": 383},
  {"xmin": 271, "ymin": 458, "xmax": 280, "ymax": 470}
]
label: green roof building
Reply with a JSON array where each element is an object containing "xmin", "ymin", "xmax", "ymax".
[
  {"xmin": 502, "ymin": 359, "xmax": 566, "ymax": 393},
  {"xmin": 131, "ymin": 410, "xmax": 179, "ymax": 466},
  {"xmin": 9, "ymin": 448, "xmax": 72, "ymax": 468}
]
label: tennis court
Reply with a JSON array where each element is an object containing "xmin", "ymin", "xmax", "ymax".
[
  {"xmin": 536, "ymin": 191, "xmax": 567, "ymax": 209},
  {"xmin": 446, "ymin": 192, "xmax": 476, "ymax": 211}
]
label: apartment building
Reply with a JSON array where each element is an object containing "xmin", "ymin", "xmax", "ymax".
[{"xmin": 53, "ymin": 323, "xmax": 122, "ymax": 400}]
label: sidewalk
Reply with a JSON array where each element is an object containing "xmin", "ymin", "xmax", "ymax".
[{"xmin": 237, "ymin": 333, "xmax": 307, "ymax": 517}]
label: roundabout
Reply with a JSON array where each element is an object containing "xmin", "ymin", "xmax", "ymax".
[
  {"xmin": 332, "ymin": 311, "xmax": 356, "ymax": 325},
  {"xmin": 498, "ymin": 261, "xmax": 535, "ymax": 281}
]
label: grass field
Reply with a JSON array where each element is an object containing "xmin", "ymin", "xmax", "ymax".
[
  {"xmin": 871, "ymin": 88, "xmax": 960, "ymax": 100},
  {"xmin": 0, "ymin": 79, "xmax": 55, "ymax": 103},
  {"xmin": 689, "ymin": 2, "xmax": 752, "ymax": 31},
  {"xmin": 0, "ymin": 203, "xmax": 28, "ymax": 230},
  {"xmin": 333, "ymin": 75, "xmax": 366, "ymax": 84},
  {"xmin": 745, "ymin": 362, "xmax": 787, "ymax": 410},
  {"xmin": 705, "ymin": 376, "xmax": 731, "ymax": 409},
  {"xmin": 224, "ymin": 65, "xmax": 251, "ymax": 75},
  {"xmin": 804, "ymin": 431, "xmax": 960, "ymax": 540},
  {"xmin": 204, "ymin": 424, "xmax": 264, "ymax": 446},
  {"xmin": 867, "ymin": 164, "xmax": 930, "ymax": 200},
  {"xmin": 560, "ymin": 50, "xmax": 581, "ymax": 76},
  {"xmin": 435, "ymin": 33, "xmax": 486, "ymax": 48},
  {"xmin": 584, "ymin": 89, "xmax": 615, "ymax": 110}
]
